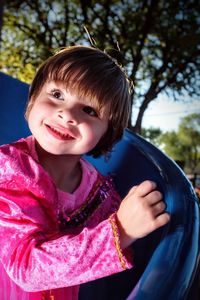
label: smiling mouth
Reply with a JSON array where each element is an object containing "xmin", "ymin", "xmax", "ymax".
[{"xmin": 46, "ymin": 125, "xmax": 75, "ymax": 140}]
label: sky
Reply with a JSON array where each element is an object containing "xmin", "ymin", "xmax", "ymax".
[{"xmin": 141, "ymin": 96, "xmax": 200, "ymax": 132}]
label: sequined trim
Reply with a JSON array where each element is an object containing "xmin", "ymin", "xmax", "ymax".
[
  {"xmin": 109, "ymin": 213, "xmax": 127, "ymax": 270},
  {"xmin": 57, "ymin": 174, "xmax": 114, "ymax": 231}
]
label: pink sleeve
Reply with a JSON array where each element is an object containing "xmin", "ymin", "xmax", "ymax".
[{"xmin": 0, "ymin": 186, "xmax": 133, "ymax": 292}]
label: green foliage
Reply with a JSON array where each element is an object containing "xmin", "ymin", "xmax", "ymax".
[
  {"xmin": 158, "ymin": 113, "xmax": 200, "ymax": 173},
  {"xmin": 0, "ymin": 0, "xmax": 85, "ymax": 82},
  {"xmin": 0, "ymin": 0, "xmax": 199, "ymax": 132},
  {"xmin": 141, "ymin": 127, "xmax": 162, "ymax": 147}
]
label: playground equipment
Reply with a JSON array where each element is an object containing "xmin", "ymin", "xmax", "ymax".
[{"xmin": 0, "ymin": 72, "xmax": 199, "ymax": 299}]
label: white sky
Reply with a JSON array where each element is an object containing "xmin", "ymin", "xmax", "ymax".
[{"xmin": 141, "ymin": 96, "xmax": 200, "ymax": 132}]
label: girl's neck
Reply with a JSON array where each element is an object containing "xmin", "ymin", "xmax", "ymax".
[{"xmin": 35, "ymin": 144, "xmax": 82, "ymax": 193}]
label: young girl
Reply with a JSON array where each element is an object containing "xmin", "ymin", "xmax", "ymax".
[{"xmin": 0, "ymin": 45, "xmax": 170, "ymax": 300}]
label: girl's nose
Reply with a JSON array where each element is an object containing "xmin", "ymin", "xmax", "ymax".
[{"xmin": 57, "ymin": 109, "xmax": 79, "ymax": 125}]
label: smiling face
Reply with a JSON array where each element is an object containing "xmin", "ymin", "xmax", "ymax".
[
  {"xmin": 26, "ymin": 46, "xmax": 131, "ymax": 157},
  {"xmin": 27, "ymin": 81, "xmax": 109, "ymax": 157}
]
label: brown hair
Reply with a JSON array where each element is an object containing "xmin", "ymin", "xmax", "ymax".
[{"xmin": 26, "ymin": 45, "xmax": 132, "ymax": 157}]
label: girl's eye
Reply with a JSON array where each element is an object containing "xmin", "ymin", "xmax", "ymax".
[
  {"xmin": 83, "ymin": 106, "xmax": 98, "ymax": 117},
  {"xmin": 51, "ymin": 89, "xmax": 64, "ymax": 100}
]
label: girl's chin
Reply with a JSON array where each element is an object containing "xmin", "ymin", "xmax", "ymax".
[{"xmin": 35, "ymin": 139, "xmax": 93, "ymax": 157}]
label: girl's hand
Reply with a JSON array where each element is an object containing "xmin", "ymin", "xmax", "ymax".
[{"xmin": 116, "ymin": 180, "xmax": 170, "ymax": 249}]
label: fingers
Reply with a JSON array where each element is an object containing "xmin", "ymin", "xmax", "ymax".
[
  {"xmin": 133, "ymin": 181, "xmax": 170, "ymax": 225},
  {"xmin": 144, "ymin": 210, "xmax": 170, "ymax": 235},
  {"xmin": 116, "ymin": 179, "xmax": 171, "ymax": 247},
  {"xmin": 134, "ymin": 180, "xmax": 157, "ymax": 197},
  {"xmin": 152, "ymin": 201, "xmax": 166, "ymax": 216},
  {"xmin": 153, "ymin": 212, "xmax": 171, "ymax": 229},
  {"xmin": 146, "ymin": 190, "xmax": 163, "ymax": 205},
  {"xmin": 129, "ymin": 181, "xmax": 163, "ymax": 205}
]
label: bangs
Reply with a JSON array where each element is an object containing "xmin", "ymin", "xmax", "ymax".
[{"xmin": 42, "ymin": 52, "xmax": 128, "ymax": 116}]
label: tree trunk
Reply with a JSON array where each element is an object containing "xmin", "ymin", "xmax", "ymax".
[{"xmin": 132, "ymin": 90, "xmax": 157, "ymax": 134}]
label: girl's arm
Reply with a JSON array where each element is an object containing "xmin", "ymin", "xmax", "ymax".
[
  {"xmin": 0, "ymin": 180, "xmax": 169, "ymax": 292},
  {"xmin": 0, "ymin": 143, "xmax": 132, "ymax": 292},
  {"xmin": 0, "ymin": 185, "xmax": 132, "ymax": 292}
]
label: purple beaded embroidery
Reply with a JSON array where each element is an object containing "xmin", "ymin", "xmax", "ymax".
[{"xmin": 57, "ymin": 175, "xmax": 113, "ymax": 231}]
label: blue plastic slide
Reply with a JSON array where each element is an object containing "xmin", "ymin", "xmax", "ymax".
[{"xmin": 0, "ymin": 72, "xmax": 199, "ymax": 299}]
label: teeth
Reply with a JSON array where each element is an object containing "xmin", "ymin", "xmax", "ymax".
[{"xmin": 50, "ymin": 126, "xmax": 72, "ymax": 138}]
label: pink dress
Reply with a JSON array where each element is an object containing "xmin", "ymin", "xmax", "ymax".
[{"xmin": 0, "ymin": 136, "xmax": 133, "ymax": 300}]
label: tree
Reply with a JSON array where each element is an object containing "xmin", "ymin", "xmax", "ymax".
[
  {"xmin": 0, "ymin": 0, "xmax": 86, "ymax": 82},
  {"xmin": 1, "ymin": 0, "xmax": 200, "ymax": 133},
  {"xmin": 0, "ymin": 0, "xmax": 5, "ymax": 44},
  {"xmin": 159, "ymin": 113, "xmax": 200, "ymax": 174},
  {"xmin": 141, "ymin": 127, "xmax": 162, "ymax": 147}
]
